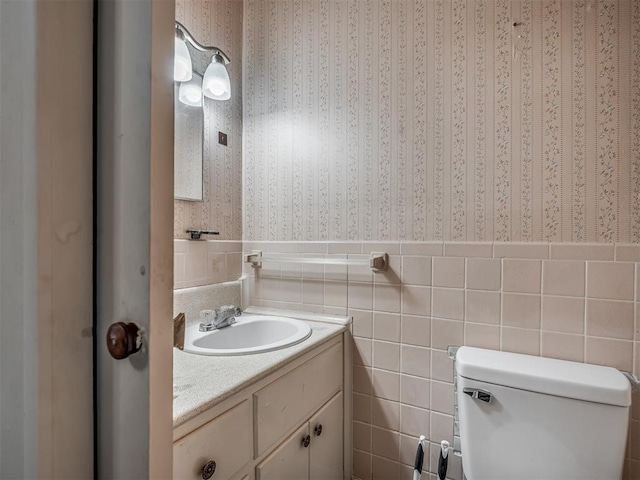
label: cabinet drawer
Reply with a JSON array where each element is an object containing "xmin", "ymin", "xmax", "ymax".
[
  {"xmin": 174, "ymin": 400, "xmax": 252, "ymax": 480},
  {"xmin": 255, "ymin": 341, "xmax": 343, "ymax": 457}
]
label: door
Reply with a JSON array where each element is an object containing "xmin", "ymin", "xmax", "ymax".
[
  {"xmin": 309, "ymin": 392, "xmax": 343, "ymax": 480},
  {"xmin": 96, "ymin": 0, "xmax": 174, "ymax": 477},
  {"xmin": 256, "ymin": 423, "xmax": 310, "ymax": 480}
]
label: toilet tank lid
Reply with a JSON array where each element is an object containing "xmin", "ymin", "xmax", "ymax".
[{"xmin": 456, "ymin": 347, "xmax": 631, "ymax": 407}]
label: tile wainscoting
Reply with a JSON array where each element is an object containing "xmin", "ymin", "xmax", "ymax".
[
  {"xmin": 174, "ymin": 240, "xmax": 243, "ymax": 289},
  {"xmin": 242, "ymin": 240, "xmax": 640, "ymax": 480}
]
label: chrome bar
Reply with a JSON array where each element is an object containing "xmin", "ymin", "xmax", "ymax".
[{"xmin": 175, "ymin": 21, "xmax": 231, "ymax": 63}]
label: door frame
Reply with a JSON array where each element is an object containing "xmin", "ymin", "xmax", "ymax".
[{"xmin": 1, "ymin": 0, "xmax": 174, "ymax": 476}]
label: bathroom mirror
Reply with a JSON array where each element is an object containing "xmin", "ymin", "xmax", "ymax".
[{"xmin": 174, "ymin": 73, "xmax": 204, "ymax": 202}]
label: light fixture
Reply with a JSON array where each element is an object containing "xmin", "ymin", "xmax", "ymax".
[
  {"xmin": 178, "ymin": 73, "xmax": 203, "ymax": 107},
  {"xmin": 174, "ymin": 36, "xmax": 193, "ymax": 82},
  {"xmin": 202, "ymin": 54, "xmax": 231, "ymax": 100},
  {"xmin": 175, "ymin": 21, "xmax": 231, "ymax": 102}
]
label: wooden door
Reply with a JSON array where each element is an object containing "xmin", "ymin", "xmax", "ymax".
[{"xmin": 95, "ymin": 0, "xmax": 174, "ymax": 477}]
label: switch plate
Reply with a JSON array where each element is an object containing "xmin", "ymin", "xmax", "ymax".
[{"xmin": 218, "ymin": 131, "xmax": 228, "ymax": 146}]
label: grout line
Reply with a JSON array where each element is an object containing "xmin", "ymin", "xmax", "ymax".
[
  {"xmin": 634, "ymin": 263, "xmax": 638, "ymax": 376},
  {"xmin": 500, "ymin": 257, "xmax": 505, "ymax": 351},
  {"xmin": 536, "ymin": 259, "xmax": 544, "ymax": 355},
  {"xmin": 584, "ymin": 261, "xmax": 588, "ymax": 362}
]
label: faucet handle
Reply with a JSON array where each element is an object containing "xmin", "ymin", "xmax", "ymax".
[{"xmin": 218, "ymin": 305, "xmax": 241, "ymax": 317}]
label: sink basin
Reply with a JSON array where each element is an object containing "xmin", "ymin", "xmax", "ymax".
[{"xmin": 183, "ymin": 314, "xmax": 312, "ymax": 356}]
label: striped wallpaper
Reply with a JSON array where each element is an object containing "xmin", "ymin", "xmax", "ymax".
[{"xmin": 243, "ymin": 0, "xmax": 640, "ymax": 243}]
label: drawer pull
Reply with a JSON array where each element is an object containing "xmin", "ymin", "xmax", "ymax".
[
  {"xmin": 201, "ymin": 460, "xmax": 217, "ymax": 479},
  {"xmin": 301, "ymin": 435, "xmax": 311, "ymax": 448},
  {"xmin": 314, "ymin": 424, "xmax": 323, "ymax": 436}
]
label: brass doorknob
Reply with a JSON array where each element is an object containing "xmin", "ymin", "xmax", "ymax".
[{"xmin": 106, "ymin": 322, "xmax": 141, "ymax": 359}]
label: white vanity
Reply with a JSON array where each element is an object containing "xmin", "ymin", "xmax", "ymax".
[{"xmin": 172, "ymin": 307, "xmax": 352, "ymax": 480}]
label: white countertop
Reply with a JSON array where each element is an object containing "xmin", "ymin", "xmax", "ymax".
[{"xmin": 173, "ymin": 307, "xmax": 349, "ymax": 428}]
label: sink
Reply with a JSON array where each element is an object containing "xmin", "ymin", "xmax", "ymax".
[{"xmin": 183, "ymin": 314, "xmax": 312, "ymax": 356}]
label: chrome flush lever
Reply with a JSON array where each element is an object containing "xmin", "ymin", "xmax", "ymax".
[{"xmin": 463, "ymin": 388, "xmax": 493, "ymax": 404}]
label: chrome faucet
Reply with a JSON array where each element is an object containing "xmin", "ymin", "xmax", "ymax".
[{"xmin": 199, "ymin": 305, "xmax": 241, "ymax": 332}]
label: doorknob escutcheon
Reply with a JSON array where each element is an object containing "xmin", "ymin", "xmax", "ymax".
[{"xmin": 106, "ymin": 322, "xmax": 142, "ymax": 360}]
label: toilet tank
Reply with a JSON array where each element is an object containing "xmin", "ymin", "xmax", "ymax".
[{"xmin": 456, "ymin": 347, "xmax": 631, "ymax": 480}]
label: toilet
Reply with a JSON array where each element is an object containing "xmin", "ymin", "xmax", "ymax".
[{"xmin": 455, "ymin": 346, "xmax": 631, "ymax": 480}]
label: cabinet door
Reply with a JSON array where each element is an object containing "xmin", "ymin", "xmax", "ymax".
[
  {"xmin": 309, "ymin": 392, "xmax": 343, "ymax": 480},
  {"xmin": 256, "ymin": 423, "xmax": 310, "ymax": 480}
]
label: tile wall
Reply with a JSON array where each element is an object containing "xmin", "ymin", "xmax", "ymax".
[
  {"xmin": 243, "ymin": 240, "xmax": 640, "ymax": 480},
  {"xmin": 174, "ymin": 240, "xmax": 243, "ymax": 289}
]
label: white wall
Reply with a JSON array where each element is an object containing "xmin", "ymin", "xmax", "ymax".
[{"xmin": 0, "ymin": 0, "xmax": 39, "ymax": 477}]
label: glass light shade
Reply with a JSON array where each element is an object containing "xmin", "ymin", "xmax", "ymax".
[
  {"xmin": 178, "ymin": 74, "xmax": 203, "ymax": 107},
  {"xmin": 202, "ymin": 55, "xmax": 231, "ymax": 100},
  {"xmin": 174, "ymin": 37, "xmax": 193, "ymax": 82}
]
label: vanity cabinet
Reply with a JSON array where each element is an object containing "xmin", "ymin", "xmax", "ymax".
[
  {"xmin": 256, "ymin": 392, "xmax": 343, "ymax": 480},
  {"xmin": 174, "ymin": 334, "xmax": 349, "ymax": 480}
]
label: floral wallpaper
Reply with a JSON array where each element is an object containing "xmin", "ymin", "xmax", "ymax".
[
  {"xmin": 174, "ymin": 0, "xmax": 243, "ymax": 240},
  {"xmin": 243, "ymin": 0, "xmax": 640, "ymax": 243}
]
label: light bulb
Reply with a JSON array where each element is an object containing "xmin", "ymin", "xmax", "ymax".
[
  {"xmin": 174, "ymin": 37, "xmax": 193, "ymax": 82},
  {"xmin": 178, "ymin": 74, "xmax": 203, "ymax": 107},
  {"xmin": 185, "ymin": 87, "xmax": 200, "ymax": 103},
  {"xmin": 202, "ymin": 54, "xmax": 231, "ymax": 100},
  {"xmin": 208, "ymin": 79, "xmax": 226, "ymax": 96}
]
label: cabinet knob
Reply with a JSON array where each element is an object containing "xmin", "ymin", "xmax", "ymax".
[
  {"xmin": 201, "ymin": 460, "xmax": 216, "ymax": 479},
  {"xmin": 314, "ymin": 424, "xmax": 323, "ymax": 436},
  {"xmin": 301, "ymin": 434, "xmax": 311, "ymax": 448},
  {"xmin": 106, "ymin": 322, "xmax": 142, "ymax": 360}
]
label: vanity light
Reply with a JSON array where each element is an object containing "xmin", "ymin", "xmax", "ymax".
[
  {"xmin": 178, "ymin": 73, "xmax": 203, "ymax": 107},
  {"xmin": 174, "ymin": 36, "xmax": 193, "ymax": 82},
  {"xmin": 175, "ymin": 21, "xmax": 231, "ymax": 102},
  {"xmin": 202, "ymin": 54, "xmax": 231, "ymax": 100}
]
